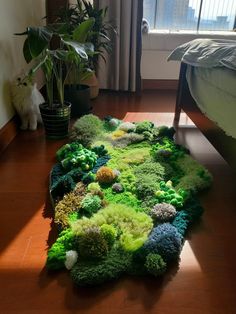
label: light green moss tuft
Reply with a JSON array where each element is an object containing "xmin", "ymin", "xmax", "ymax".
[{"xmin": 72, "ymin": 203, "xmax": 153, "ymax": 252}]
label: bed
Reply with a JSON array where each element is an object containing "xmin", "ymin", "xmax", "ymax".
[{"xmin": 168, "ymin": 38, "xmax": 236, "ymax": 171}]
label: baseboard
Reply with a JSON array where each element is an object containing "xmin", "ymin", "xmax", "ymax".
[
  {"xmin": 142, "ymin": 79, "xmax": 178, "ymax": 90},
  {"xmin": 0, "ymin": 116, "xmax": 19, "ymax": 154}
]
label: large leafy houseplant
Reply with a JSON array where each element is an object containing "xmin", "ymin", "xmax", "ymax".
[{"xmin": 17, "ymin": 18, "xmax": 95, "ymax": 138}]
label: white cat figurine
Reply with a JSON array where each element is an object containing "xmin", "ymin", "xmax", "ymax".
[
  {"xmin": 11, "ymin": 77, "xmax": 45, "ymax": 130},
  {"xmin": 142, "ymin": 18, "xmax": 150, "ymax": 34}
]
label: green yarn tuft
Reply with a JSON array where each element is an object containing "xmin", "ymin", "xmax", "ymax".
[
  {"xmin": 70, "ymin": 114, "xmax": 104, "ymax": 147},
  {"xmin": 71, "ymin": 247, "xmax": 132, "ymax": 286},
  {"xmin": 72, "ymin": 203, "xmax": 153, "ymax": 252},
  {"xmin": 81, "ymin": 194, "xmax": 102, "ymax": 216},
  {"xmin": 46, "ymin": 229, "xmax": 76, "ymax": 270},
  {"xmin": 144, "ymin": 253, "xmax": 167, "ymax": 276}
]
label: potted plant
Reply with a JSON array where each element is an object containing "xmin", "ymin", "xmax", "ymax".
[
  {"xmin": 64, "ymin": 59, "xmax": 94, "ymax": 117},
  {"xmin": 16, "ymin": 19, "xmax": 95, "ymax": 137},
  {"xmin": 56, "ymin": 0, "xmax": 116, "ymax": 99},
  {"xmin": 62, "ymin": 18, "xmax": 97, "ymax": 116},
  {"xmin": 81, "ymin": 0, "xmax": 115, "ymax": 71}
]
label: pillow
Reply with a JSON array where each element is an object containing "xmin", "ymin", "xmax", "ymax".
[{"xmin": 167, "ymin": 38, "xmax": 236, "ymax": 70}]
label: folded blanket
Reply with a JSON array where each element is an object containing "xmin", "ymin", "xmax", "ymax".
[{"xmin": 167, "ymin": 38, "xmax": 236, "ymax": 70}]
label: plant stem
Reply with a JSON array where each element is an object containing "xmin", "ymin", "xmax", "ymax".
[{"xmin": 46, "ymin": 76, "xmax": 54, "ymax": 107}]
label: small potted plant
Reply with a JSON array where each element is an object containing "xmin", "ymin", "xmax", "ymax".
[
  {"xmin": 56, "ymin": 0, "xmax": 116, "ymax": 99},
  {"xmin": 16, "ymin": 19, "xmax": 95, "ymax": 138},
  {"xmin": 63, "ymin": 18, "xmax": 97, "ymax": 117}
]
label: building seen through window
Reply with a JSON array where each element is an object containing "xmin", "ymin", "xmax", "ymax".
[{"xmin": 143, "ymin": 0, "xmax": 236, "ymax": 31}]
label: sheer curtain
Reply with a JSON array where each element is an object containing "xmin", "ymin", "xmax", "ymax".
[{"xmin": 95, "ymin": 0, "xmax": 143, "ymax": 92}]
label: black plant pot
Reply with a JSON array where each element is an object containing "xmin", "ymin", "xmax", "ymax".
[
  {"xmin": 39, "ymin": 102, "xmax": 71, "ymax": 139},
  {"xmin": 64, "ymin": 84, "xmax": 92, "ymax": 118}
]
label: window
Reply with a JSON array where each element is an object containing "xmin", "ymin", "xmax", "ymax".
[{"xmin": 143, "ymin": 0, "xmax": 236, "ymax": 32}]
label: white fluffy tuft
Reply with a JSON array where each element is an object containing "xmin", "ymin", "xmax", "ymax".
[{"xmin": 65, "ymin": 250, "xmax": 78, "ymax": 270}]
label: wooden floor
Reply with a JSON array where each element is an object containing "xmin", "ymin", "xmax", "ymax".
[{"xmin": 0, "ymin": 90, "xmax": 236, "ymax": 314}]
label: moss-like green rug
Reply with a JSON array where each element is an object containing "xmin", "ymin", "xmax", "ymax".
[{"xmin": 47, "ymin": 115, "xmax": 212, "ymax": 286}]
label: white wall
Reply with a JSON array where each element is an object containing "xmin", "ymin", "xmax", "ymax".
[
  {"xmin": 141, "ymin": 32, "xmax": 236, "ymax": 80},
  {"xmin": 0, "ymin": 0, "xmax": 46, "ymax": 129}
]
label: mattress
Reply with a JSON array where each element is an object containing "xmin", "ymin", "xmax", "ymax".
[{"xmin": 186, "ymin": 65, "xmax": 236, "ymax": 139}]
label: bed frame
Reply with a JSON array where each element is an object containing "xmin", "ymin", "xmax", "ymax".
[{"xmin": 174, "ymin": 62, "xmax": 236, "ymax": 172}]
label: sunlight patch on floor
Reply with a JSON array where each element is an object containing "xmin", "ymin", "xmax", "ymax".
[
  {"xmin": 180, "ymin": 241, "xmax": 202, "ymax": 272},
  {"xmin": 0, "ymin": 204, "xmax": 49, "ymax": 270},
  {"xmin": 123, "ymin": 112, "xmax": 194, "ymax": 126}
]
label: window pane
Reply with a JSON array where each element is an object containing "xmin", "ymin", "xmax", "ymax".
[
  {"xmin": 187, "ymin": 0, "xmax": 202, "ymax": 30},
  {"xmin": 155, "ymin": 0, "xmax": 202, "ymax": 31},
  {"xmin": 199, "ymin": 0, "xmax": 236, "ymax": 31}
]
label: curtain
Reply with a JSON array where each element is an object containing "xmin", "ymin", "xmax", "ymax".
[{"xmin": 95, "ymin": 0, "xmax": 143, "ymax": 92}]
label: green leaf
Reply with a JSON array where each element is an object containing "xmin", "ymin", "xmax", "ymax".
[
  {"xmin": 103, "ymin": 7, "xmax": 108, "ymax": 19},
  {"xmin": 66, "ymin": 50, "xmax": 80, "ymax": 63},
  {"xmin": 72, "ymin": 18, "xmax": 95, "ymax": 43},
  {"xmin": 14, "ymin": 31, "xmax": 28, "ymax": 36},
  {"xmin": 42, "ymin": 56, "xmax": 54, "ymax": 80},
  {"xmin": 23, "ymin": 38, "xmax": 32, "ymax": 63},
  {"xmin": 63, "ymin": 40, "xmax": 93, "ymax": 59},
  {"xmin": 84, "ymin": 42, "xmax": 94, "ymax": 52},
  {"xmin": 28, "ymin": 54, "xmax": 48, "ymax": 77},
  {"xmin": 82, "ymin": 0, "xmax": 93, "ymax": 15},
  {"xmin": 27, "ymin": 26, "xmax": 52, "ymax": 59},
  {"xmin": 99, "ymin": 32, "xmax": 111, "ymax": 42},
  {"xmin": 48, "ymin": 23, "xmax": 70, "ymax": 35},
  {"xmin": 76, "ymin": 0, "xmax": 83, "ymax": 11},
  {"xmin": 80, "ymin": 69, "xmax": 93, "ymax": 82},
  {"xmin": 49, "ymin": 50, "xmax": 70, "ymax": 61}
]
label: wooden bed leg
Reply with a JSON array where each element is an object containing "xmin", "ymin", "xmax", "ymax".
[
  {"xmin": 173, "ymin": 63, "xmax": 187, "ymax": 128},
  {"xmin": 174, "ymin": 101, "xmax": 181, "ymax": 128},
  {"xmin": 173, "ymin": 84, "xmax": 182, "ymax": 128}
]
